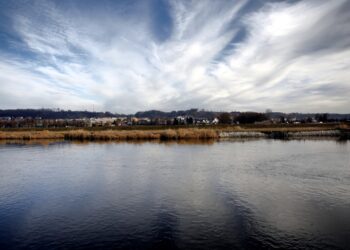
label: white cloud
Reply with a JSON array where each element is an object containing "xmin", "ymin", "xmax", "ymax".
[{"xmin": 0, "ymin": 0, "xmax": 349, "ymax": 113}]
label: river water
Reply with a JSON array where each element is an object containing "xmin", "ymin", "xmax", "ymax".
[{"xmin": 0, "ymin": 139, "xmax": 349, "ymax": 249}]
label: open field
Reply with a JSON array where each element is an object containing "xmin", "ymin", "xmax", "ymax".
[{"xmin": 0, "ymin": 123, "xmax": 349, "ymax": 141}]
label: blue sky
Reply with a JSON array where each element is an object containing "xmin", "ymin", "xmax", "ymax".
[{"xmin": 0, "ymin": 0, "xmax": 349, "ymax": 113}]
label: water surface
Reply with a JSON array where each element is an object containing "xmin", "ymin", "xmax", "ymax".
[{"xmin": 0, "ymin": 140, "xmax": 349, "ymax": 249}]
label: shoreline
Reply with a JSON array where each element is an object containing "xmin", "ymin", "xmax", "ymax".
[{"xmin": 0, "ymin": 125, "xmax": 349, "ymax": 141}]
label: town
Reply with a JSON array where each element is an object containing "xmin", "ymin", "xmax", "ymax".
[{"xmin": 0, "ymin": 108, "xmax": 348, "ymax": 129}]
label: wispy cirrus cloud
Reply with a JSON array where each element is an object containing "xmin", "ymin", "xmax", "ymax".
[{"xmin": 0, "ymin": 0, "xmax": 349, "ymax": 113}]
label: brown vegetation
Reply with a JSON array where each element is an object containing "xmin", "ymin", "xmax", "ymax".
[
  {"xmin": 0, "ymin": 130, "xmax": 65, "ymax": 140},
  {"xmin": 63, "ymin": 128, "xmax": 218, "ymax": 140},
  {"xmin": 0, "ymin": 123, "xmax": 347, "ymax": 141},
  {"xmin": 0, "ymin": 128, "xmax": 218, "ymax": 141}
]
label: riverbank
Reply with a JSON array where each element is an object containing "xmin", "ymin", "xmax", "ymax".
[
  {"xmin": 0, "ymin": 128, "xmax": 218, "ymax": 140},
  {"xmin": 0, "ymin": 124, "xmax": 349, "ymax": 141}
]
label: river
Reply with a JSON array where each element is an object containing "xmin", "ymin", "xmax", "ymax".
[{"xmin": 0, "ymin": 139, "xmax": 349, "ymax": 249}]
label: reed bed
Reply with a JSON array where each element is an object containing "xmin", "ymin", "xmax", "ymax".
[
  {"xmin": 0, "ymin": 126, "xmax": 347, "ymax": 141},
  {"xmin": 0, "ymin": 130, "xmax": 65, "ymax": 140},
  {"xmin": 64, "ymin": 130, "xmax": 163, "ymax": 140},
  {"xmin": 63, "ymin": 129, "xmax": 218, "ymax": 141},
  {"xmin": 176, "ymin": 128, "xmax": 218, "ymax": 139},
  {"xmin": 0, "ymin": 129, "xmax": 218, "ymax": 141}
]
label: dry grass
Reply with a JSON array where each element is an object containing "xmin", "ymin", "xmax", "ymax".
[
  {"xmin": 0, "ymin": 129, "xmax": 218, "ymax": 141},
  {"xmin": 0, "ymin": 124, "xmax": 347, "ymax": 141},
  {"xmin": 176, "ymin": 128, "xmax": 218, "ymax": 139},
  {"xmin": 339, "ymin": 123, "xmax": 350, "ymax": 129},
  {"xmin": 0, "ymin": 130, "xmax": 65, "ymax": 140},
  {"xmin": 63, "ymin": 129, "xmax": 218, "ymax": 140}
]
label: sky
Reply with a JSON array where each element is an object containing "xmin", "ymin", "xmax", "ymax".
[{"xmin": 0, "ymin": 0, "xmax": 349, "ymax": 114}]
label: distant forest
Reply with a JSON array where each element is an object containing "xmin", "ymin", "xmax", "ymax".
[{"xmin": 0, "ymin": 108, "xmax": 350, "ymax": 121}]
